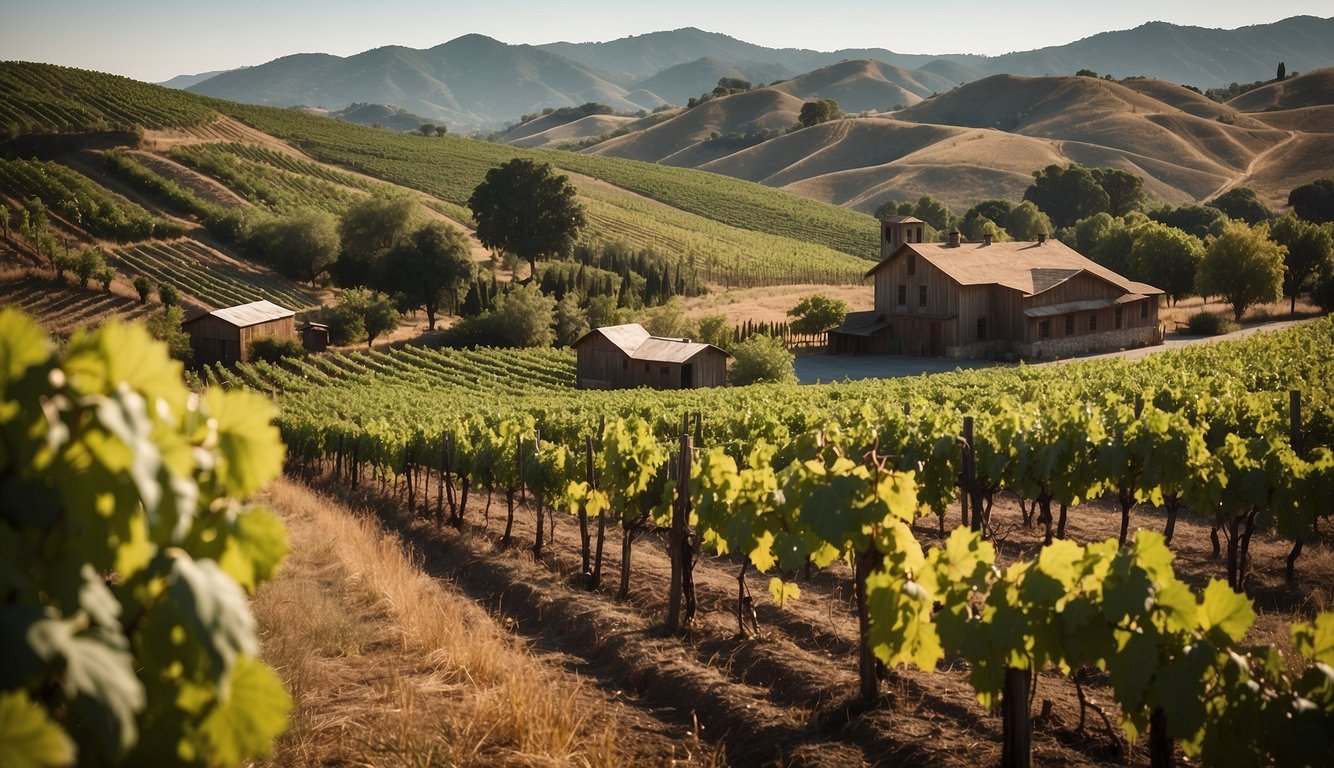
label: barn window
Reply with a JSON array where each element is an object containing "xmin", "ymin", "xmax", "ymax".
[
  {"xmin": 622, "ymin": 358, "xmax": 628, "ymax": 370},
  {"xmin": 1040, "ymin": 320, "xmax": 1051, "ymax": 339},
  {"xmin": 1114, "ymin": 306, "xmax": 1123, "ymax": 329},
  {"xmin": 1065, "ymin": 315, "xmax": 1075, "ymax": 335},
  {"xmin": 916, "ymin": 226, "xmax": 923, "ymax": 242},
  {"xmin": 660, "ymin": 366, "xmax": 669, "ymax": 375},
  {"xmin": 897, "ymin": 285, "xmax": 906, "ymax": 305},
  {"xmin": 1141, "ymin": 300, "xmax": 1149, "ymax": 319},
  {"xmin": 918, "ymin": 285, "xmax": 927, "ymax": 307},
  {"xmin": 643, "ymin": 363, "xmax": 649, "ymax": 373},
  {"xmin": 1089, "ymin": 314, "xmax": 1098, "ymax": 332},
  {"xmin": 976, "ymin": 317, "xmax": 987, "ymax": 340},
  {"xmin": 907, "ymin": 254, "xmax": 916, "ymax": 275}
]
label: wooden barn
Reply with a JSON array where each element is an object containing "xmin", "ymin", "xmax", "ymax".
[
  {"xmin": 828, "ymin": 219, "xmax": 1164, "ymax": 359},
  {"xmin": 183, "ymin": 299, "xmax": 296, "ymax": 365},
  {"xmin": 572, "ymin": 323, "xmax": 730, "ymax": 390}
]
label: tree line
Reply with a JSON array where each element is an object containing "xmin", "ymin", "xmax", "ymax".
[{"xmin": 875, "ymin": 167, "xmax": 1334, "ymax": 323}]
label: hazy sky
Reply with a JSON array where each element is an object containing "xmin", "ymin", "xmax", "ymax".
[{"xmin": 3, "ymin": 1, "xmax": 1329, "ymax": 83}]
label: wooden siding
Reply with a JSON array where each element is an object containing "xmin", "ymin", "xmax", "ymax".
[
  {"xmin": 185, "ymin": 315, "xmax": 295, "ymax": 365},
  {"xmin": 576, "ymin": 339, "xmax": 728, "ymax": 390}
]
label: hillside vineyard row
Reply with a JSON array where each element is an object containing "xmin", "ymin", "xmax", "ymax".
[{"xmin": 215, "ymin": 319, "xmax": 1334, "ymax": 765}]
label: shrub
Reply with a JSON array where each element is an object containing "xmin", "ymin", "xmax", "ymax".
[
  {"xmin": 728, "ymin": 333, "xmax": 796, "ymax": 386},
  {"xmin": 247, "ymin": 336, "xmax": 307, "ymax": 362},
  {"xmin": 133, "ymin": 275, "xmax": 153, "ymax": 303},
  {"xmin": 1185, "ymin": 311, "xmax": 1238, "ymax": 336}
]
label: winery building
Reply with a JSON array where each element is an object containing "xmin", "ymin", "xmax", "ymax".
[
  {"xmin": 182, "ymin": 299, "xmax": 296, "ymax": 365},
  {"xmin": 827, "ymin": 217, "xmax": 1164, "ymax": 359},
  {"xmin": 572, "ymin": 323, "xmax": 730, "ymax": 390}
]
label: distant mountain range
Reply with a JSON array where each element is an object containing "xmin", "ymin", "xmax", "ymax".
[{"xmin": 178, "ymin": 17, "xmax": 1334, "ymax": 130}]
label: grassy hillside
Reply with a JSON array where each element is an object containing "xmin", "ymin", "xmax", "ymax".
[{"xmin": 0, "ymin": 60, "xmax": 879, "ymax": 311}]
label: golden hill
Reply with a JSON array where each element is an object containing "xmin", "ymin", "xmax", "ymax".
[
  {"xmin": 585, "ymin": 88, "xmax": 806, "ymax": 164},
  {"xmin": 578, "ymin": 71, "xmax": 1332, "ymax": 212},
  {"xmin": 1228, "ymin": 68, "xmax": 1334, "ymax": 112},
  {"xmin": 766, "ymin": 59, "xmax": 938, "ymax": 113}
]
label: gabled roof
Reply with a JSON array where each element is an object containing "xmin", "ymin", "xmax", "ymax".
[
  {"xmin": 879, "ymin": 215, "xmax": 925, "ymax": 224},
  {"xmin": 865, "ymin": 240, "xmax": 1163, "ymax": 297},
  {"xmin": 572, "ymin": 323, "xmax": 730, "ymax": 362},
  {"xmin": 184, "ymin": 299, "xmax": 295, "ymax": 328}
]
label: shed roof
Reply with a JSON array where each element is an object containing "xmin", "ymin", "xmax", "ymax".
[
  {"xmin": 866, "ymin": 240, "xmax": 1163, "ymax": 297},
  {"xmin": 186, "ymin": 300, "xmax": 295, "ymax": 328},
  {"xmin": 572, "ymin": 323, "xmax": 729, "ymax": 362},
  {"xmin": 828, "ymin": 310, "xmax": 892, "ymax": 338}
]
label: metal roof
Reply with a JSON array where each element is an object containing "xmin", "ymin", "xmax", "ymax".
[
  {"xmin": 572, "ymin": 323, "xmax": 651, "ymax": 355},
  {"xmin": 573, "ymin": 323, "xmax": 730, "ymax": 362},
  {"xmin": 866, "ymin": 240, "xmax": 1163, "ymax": 297},
  {"xmin": 193, "ymin": 300, "xmax": 295, "ymax": 328}
]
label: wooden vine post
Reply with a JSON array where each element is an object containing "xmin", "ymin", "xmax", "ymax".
[
  {"xmin": 1286, "ymin": 389, "xmax": 1305, "ymax": 582},
  {"xmin": 1001, "ymin": 666, "xmax": 1032, "ymax": 768},
  {"xmin": 666, "ymin": 433, "xmax": 696, "ymax": 632}
]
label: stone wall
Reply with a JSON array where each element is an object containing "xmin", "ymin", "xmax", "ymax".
[{"xmin": 1015, "ymin": 325, "xmax": 1161, "ymax": 360}]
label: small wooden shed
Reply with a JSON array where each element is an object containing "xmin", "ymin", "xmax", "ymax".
[
  {"xmin": 572, "ymin": 323, "xmax": 730, "ymax": 390},
  {"xmin": 183, "ymin": 299, "xmax": 296, "ymax": 365}
]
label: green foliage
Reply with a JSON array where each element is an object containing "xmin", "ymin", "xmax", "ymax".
[
  {"xmin": 247, "ymin": 208, "xmax": 340, "ymax": 284},
  {"xmin": 1004, "ymin": 200, "xmax": 1051, "ymax": 241},
  {"xmin": 1128, "ymin": 221, "xmax": 1203, "ymax": 304},
  {"xmin": 337, "ymin": 288, "xmax": 399, "ymax": 347},
  {"xmin": 0, "ymin": 158, "xmax": 183, "ymax": 242},
  {"xmin": 693, "ymin": 314, "xmax": 731, "ymax": 350},
  {"xmin": 491, "ymin": 283, "xmax": 556, "ymax": 348},
  {"xmin": 1270, "ymin": 213, "xmax": 1334, "ymax": 311},
  {"xmin": 132, "ymin": 276, "xmax": 152, "ymax": 304},
  {"xmin": 552, "ymin": 293, "xmax": 589, "ymax": 347},
  {"xmin": 335, "ymin": 195, "xmax": 420, "ymax": 287},
  {"xmin": 0, "ymin": 310, "xmax": 289, "ymax": 766},
  {"xmin": 728, "ymin": 334, "xmax": 796, "ymax": 386},
  {"xmin": 146, "ymin": 305, "xmax": 192, "ymax": 362},
  {"xmin": 786, "ymin": 294, "xmax": 849, "ymax": 335},
  {"xmin": 247, "ymin": 336, "xmax": 307, "ymax": 363},
  {"xmin": 911, "ymin": 195, "xmax": 955, "ymax": 232},
  {"xmin": 1185, "ymin": 311, "xmax": 1237, "ymax": 336},
  {"xmin": 1024, "ymin": 163, "xmax": 1110, "ymax": 229},
  {"xmin": 1197, "ymin": 220, "xmax": 1286, "ymax": 321},
  {"xmin": 798, "ymin": 99, "xmax": 844, "ymax": 128},
  {"xmin": 1288, "ymin": 177, "xmax": 1334, "ymax": 224},
  {"xmin": 0, "ymin": 61, "xmax": 215, "ymax": 135},
  {"xmin": 383, "ymin": 222, "xmax": 474, "ymax": 330},
  {"xmin": 157, "ymin": 282, "xmax": 179, "ymax": 308},
  {"xmin": 1148, "ymin": 204, "xmax": 1227, "ymax": 240},
  {"xmin": 469, "ymin": 159, "xmax": 586, "ymax": 274},
  {"xmin": 73, "ymin": 247, "xmax": 112, "ymax": 290},
  {"xmin": 1207, "ymin": 187, "xmax": 1273, "ymax": 225},
  {"xmin": 1090, "ymin": 167, "xmax": 1144, "ymax": 217}
]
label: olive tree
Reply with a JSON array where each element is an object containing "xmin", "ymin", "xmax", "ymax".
[
  {"xmin": 1196, "ymin": 220, "xmax": 1286, "ymax": 321},
  {"xmin": 1127, "ymin": 222, "xmax": 1202, "ymax": 305},
  {"xmin": 1271, "ymin": 213, "xmax": 1334, "ymax": 313}
]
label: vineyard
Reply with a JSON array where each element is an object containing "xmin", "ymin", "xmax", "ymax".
[
  {"xmin": 222, "ymin": 318, "xmax": 1334, "ymax": 765},
  {"xmin": 0, "ymin": 157, "xmax": 184, "ymax": 241},
  {"xmin": 0, "ymin": 61, "xmax": 216, "ymax": 136},
  {"xmin": 112, "ymin": 240, "xmax": 319, "ymax": 310}
]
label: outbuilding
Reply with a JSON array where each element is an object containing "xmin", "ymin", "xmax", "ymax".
[
  {"xmin": 572, "ymin": 323, "xmax": 730, "ymax": 389},
  {"xmin": 182, "ymin": 299, "xmax": 296, "ymax": 365}
]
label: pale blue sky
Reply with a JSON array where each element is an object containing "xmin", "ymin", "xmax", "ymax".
[{"xmin": 2, "ymin": 0, "xmax": 1329, "ymax": 83}]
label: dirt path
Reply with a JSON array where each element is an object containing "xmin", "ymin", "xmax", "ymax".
[
  {"xmin": 1203, "ymin": 130, "xmax": 1299, "ymax": 201},
  {"xmin": 287, "ymin": 460, "xmax": 1334, "ymax": 767}
]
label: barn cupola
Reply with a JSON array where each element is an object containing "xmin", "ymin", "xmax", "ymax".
[{"xmin": 879, "ymin": 215, "xmax": 925, "ymax": 259}]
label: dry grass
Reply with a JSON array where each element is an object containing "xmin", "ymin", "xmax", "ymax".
[
  {"xmin": 253, "ymin": 478, "xmax": 626, "ymax": 768},
  {"xmin": 1159, "ymin": 294, "xmax": 1323, "ymax": 330}
]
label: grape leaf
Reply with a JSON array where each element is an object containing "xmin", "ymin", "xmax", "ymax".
[
  {"xmin": 0, "ymin": 689, "xmax": 76, "ymax": 768},
  {"xmin": 198, "ymin": 656, "xmax": 291, "ymax": 767},
  {"xmin": 1198, "ymin": 580, "xmax": 1255, "ymax": 645},
  {"xmin": 165, "ymin": 556, "xmax": 258, "ymax": 684},
  {"xmin": 1293, "ymin": 612, "xmax": 1334, "ymax": 666}
]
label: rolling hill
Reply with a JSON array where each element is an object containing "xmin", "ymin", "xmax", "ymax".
[
  {"xmin": 174, "ymin": 18, "xmax": 1334, "ymax": 134},
  {"xmin": 574, "ymin": 68, "xmax": 1334, "ymax": 211},
  {"xmin": 187, "ymin": 35, "xmax": 669, "ymax": 131},
  {"xmin": 0, "ymin": 60, "xmax": 879, "ymax": 338}
]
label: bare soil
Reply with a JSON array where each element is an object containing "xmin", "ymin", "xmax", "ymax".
[{"xmin": 275, "ymin": 464, "xmax": 1333, "ymax": 767}]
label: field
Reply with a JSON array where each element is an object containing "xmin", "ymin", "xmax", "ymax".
[{"xmin": 231, "ymin": 318, "xmax": 1334, "ymax": 766}]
